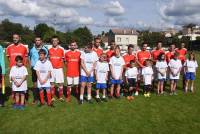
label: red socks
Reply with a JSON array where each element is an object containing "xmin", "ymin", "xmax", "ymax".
[
  {"xmin": 59, "ymin": 88, "xmax": 63, "ymax": 98},
  {"xmin": 51, "ymin": 87, "xmax": 56, "ymax": 97},
  {"xmin": 46, "ymin": 91, "xmax": 52, "ymax": 105},
  {"xmin": 39, "ymin": 90, "xmax": 44, "ymax": 105}
]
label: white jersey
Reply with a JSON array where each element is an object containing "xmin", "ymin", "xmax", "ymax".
[
  {"xmin": 184, "ymin": 59, "xmax": 198, "ymax": 73},
  {"xmin": 168, "ymin": 59, "xmax": 182, "ymax": 79},
  {"xmin": 155, "ymin": 61, "xmax": 168, "ymax": 79},
  {"xmin": 125, "ymin": 67, "xmax": 138, "ymax": 79},
  {"xmin": 95, "ymin": 61, "xmax": 109, "ymax": 83},
  {"xmin": 34, "ymin": 60, "xmax": 53, "ymax": 88},
  {"xmin": 142, "ymin": 66, "xmax": 153, "ymax": 85},
  {"xmin": 10, "ymin": 66, "xmax": 28, "ymax": 91},
  {"xmin": 80, "ymin": 51, "xmax": 98, "ymax": 77},
  {"xmin": 109, "ymin": 56, "xmax": 125, "ymax": 79}
]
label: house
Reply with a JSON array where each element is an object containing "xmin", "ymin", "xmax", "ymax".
[{"xmin": 108, "ymin": 28, "xmax": 139, "ymax": 50}]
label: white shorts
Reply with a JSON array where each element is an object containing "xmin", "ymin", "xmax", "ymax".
[
  {"xmin": 67, "ymin": 77, "xmax": 79, "ymax": 85},
  {"xmin": 50, "ymin": 68, "xmax": 64, "ymax": 83}
]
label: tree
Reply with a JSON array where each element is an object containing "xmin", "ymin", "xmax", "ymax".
[{"xmin": 34, "ymin": 23, "xmax": 55, "ymax": 39}]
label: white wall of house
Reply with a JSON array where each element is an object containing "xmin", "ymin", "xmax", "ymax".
[{"xmin": 114, "ymin": 35, "xmax": 138, "ymax": 50}]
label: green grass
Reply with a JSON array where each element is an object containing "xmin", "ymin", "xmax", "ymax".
[{"xmin": 1, "ymin": 53, "xmax": 200, "ymax": 134}]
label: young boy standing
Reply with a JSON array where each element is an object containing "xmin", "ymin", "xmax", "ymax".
[
  {"xmin": 34, "ymin": 49, "xmax": 54, "ymax": 107},
  {"xmin": 109, "ymin": 46, "xmax": 125, "ymax": 99},
  {"xmin": 95, "ymin": 53, "xmax": 109, "ymax": 102},
  {"xmin": 80, "ymin": 43, "xmax": 98, "ymax": 104},
  {"xmin": 142, "ymin": 60, "xmax": 154, "ymax": 98},
  {"xmin": 10, "ymin": 56, "xmax": 28, "ymax": 110}
]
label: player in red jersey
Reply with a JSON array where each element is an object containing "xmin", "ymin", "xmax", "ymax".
[
  {"xmin": 49, "ymin": 36, "xmax": 65, "ymax": 101},
  {"xmin": 6, "ymin": 34, "xmax": 28, "ymax": 68},
  {"xmin": 6, "ymin": 34, "xmax": 28, "ymax": 103},
  {"xmin": 93, "ymin": 37, "xmax": 103, "ymax": 57},
  {"xmin": 106, "ymin": 40, "xmax": 116, "ymax": 60},
  {"xmin": 136, "ymin": 43, "xmax": 151, "ymax": 95},
  {"xmin": 165, "ymin": 43, "xmax": 176, "ymax": 63},
  {"xmin": 151, "ymin": 41, "xmax": 165, "ymax": 64},
  {"xmin": 175, "ymin": 42, "xmax": 187, "ymax": 64},
  {"xmin": 65, "ymin": 40, "xmax": 81, "ymax": 102}
]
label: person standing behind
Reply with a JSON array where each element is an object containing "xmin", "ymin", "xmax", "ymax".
[
  {"xmin": 176, "ymin": 42, "xmax": 187, "ymax": 64},
  {"xmin": 10, "ymin": 56, "xmax": 28, "ymax": 110},
  {"xmin": 80, "ymin": 43, "xmax": 98, "ymax": 104},
  {"xmin": 109, "ymin": 46, "xmax": 125, "ymax": 99},
  {"xmin": 0, "ymin": 45, "xmax": 6, "ymax": 107},
  {"xmin": 151, "ymin": 41, "xmax": 165, "ymax": 63},
  {"xmin": 93, "ymin": 37, "xmax": 103, "ymax": 57},
  {"xmin": 165, "ymin": 43, "xmax": 176, "ymax": 64},
  {"xmin": 106, "ymin": 40, "xmax": 116, "ymax": 60},
  {"xmin": 65, "ymin": 40, "xmax": 81, "ymax": 102},
  {"xmin": 184, "ymin": 52, "xmax": 198, "ymax": 93},
  {"xmin": 29, "ymin": 36, "xmax": 48, "ymax": 104},
  {"xmin": 49, "ymin": 36, "xmax": 65, "ymax": 101}
]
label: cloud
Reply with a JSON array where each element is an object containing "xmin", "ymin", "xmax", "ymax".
[
  {"xmin": 159, "ymin": 0, "xmax": 200, "ymax": 25},
  {"xmin": 104, "ymin": 1, "xmax": 125, "ymax": 16}
]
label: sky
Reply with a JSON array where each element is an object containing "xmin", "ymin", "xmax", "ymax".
[{"xmin": 0, "ymin": 0, "xmax": 200, "ymax": 34}]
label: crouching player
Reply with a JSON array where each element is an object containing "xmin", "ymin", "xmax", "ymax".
[
  {"xmin": 95, "ymin": 53, "xmax": 109, "ymax": 102},
  {"xmin": 142, "ymin": 59, "xmax": 153, "ymax": 97},
  {"xmin": 184, "ymin": 52, "xmax": 198, "ymax": 93},
  {"xmin": 109, "ymin": 46, "xmax": 125, "ymax": 99},
  {"xmin": 125, "ymin": 60, "xmax": 138, "ymax": 101},
  {"xmin": 65, "ymin": 40, "xmax": 81, "ymax": 102},
  {"xmin": 34, "ymin": 49, "xmax": 54, "ymax": 107},
  {"xmin": 10, "ymin": 56, "xmax": 28, "ymax": 110},
  {"xmin": 80, "ymin": 43, "xmax": 98, "ymax": 104}
]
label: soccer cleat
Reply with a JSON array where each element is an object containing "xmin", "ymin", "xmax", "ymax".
[
  {"xmin": 127, "ymin": 96, "xmax": 131, "ymax": 101},
  {"xmin": 135, "ymin": 91, "xmax": 139, "ymax": 96},
  {"xmin": 173, "ymin": 92, "xmax": 178, "ymax": 95},
  {"xmin": 59, "ymin": 97, "xmax": 64, "ymax": 102},
  {"xmin": 130, "ymin": 96, "xmax": 134, "ymax": 100},
  {"xmin": 19, "ymin": 105, "xmax": 25, "ymax": 110},
  {"xmin": 48, "ymin": 103, "xmax": 55, "ymax": 108},
  {"xmin": 108, "ymin": 95, "xmax": 113, "ymax": 99},
  {"xmin": 169, "ymin": 92, "xmax": 173, "ymax": 96},
  {"xmin": 146, "ymin": 93, "xmax": 151, "ymax": 97},
  {"xmin": 79, "ymin": 100, "xmax": 84, "ymax": 105},
  {"xmin": 51, "ymin": 97, "xmax": 56, "ymax": 102},
  {"xmin": 96, "ymin": 98, "xmax": 101, "ymax": 103},
  {"xmin": 144, "ymin": 93, "xmax": 147, "ymax": 97}
]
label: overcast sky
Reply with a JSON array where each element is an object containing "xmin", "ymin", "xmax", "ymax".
[{"xmin": 0, "ymin": 0, "xmax": 199, "ymax": 34}]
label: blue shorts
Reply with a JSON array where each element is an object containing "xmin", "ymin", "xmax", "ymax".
[
  {"xmin": 39, "ymin": 87, "xmax": 50, "ymax": 91},
  {"xmin": 158, "ymin": 78, "xmax": 166, "ymax": 82},
  {"xmin": 111, "ymin": 79, "xmax": 122, "ymax": 85},
  {"xmin": 80, "ymin": 76, "xmax": 94, "ymax": 83},
  {"xmin": 96, "ymin": 83, "xmax": 107, "ymax": 90},
  {"xmin": 185, "ymin": 72, "xmax": 195, "ymax": 80}
]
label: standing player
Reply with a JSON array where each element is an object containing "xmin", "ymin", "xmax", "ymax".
[
  {"xmin": 136, "ymin": 43, "xmax": 151, "ymax": 95},
  {"xmin": 29, "ymin": 37, "xmax": 48, "ymax": 104},
  {"xmin": 34, "ymin": 49, "xmax": 54, "ymax": 107},
  {"xmin": 168, "ymin": 53, "xmax": 182, "ymax": 95},
  {"xmin": 65, "ymin": 40, "xmax": 81, "ymax": 102},
  {"xmin": 165, "ymin": 43, "xmax": 176, "ymax": 63},
  {"xmin": 109, "ymin": 46, "xmax": 125, "ymax": 99},
  {"xmin": 49, "ymin": 36, "xmax": 65, "ymax": 101},
  {"xmin": 106, "ymin": 40, "xmax": 116, "ymax": 60},
  {"xmin": 176, "ymin": 42, "xmax": 187, "ymax": 64},
  {"xmin": 80, "ymin": 43, "xmax": 98, "ymax": 104},
  {"xmin": 6, "ymin": 34, "xmax": 28, "ymax": 102},
  {"xmin": 0, "ymin": 45, "xmax": 6, "ymax": 107},
  {"xmin": 93, "ymin": 37, "xmax": 103, "ymax": 57},
  {"xmin": 151, "ymin": 41, "xmax": 165, "ymax": 63}
]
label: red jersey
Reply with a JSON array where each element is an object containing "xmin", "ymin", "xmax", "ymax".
[
  {"xmin": 136, "ymin": 50, "xmax": 151, "ymax": 67},
  {"xmin": 175, "ymin": 48, "xmax": 187, "ymax": 63},
  {"xmin": 93, "ymin": 47, "xmax": 103, "ymax": 57},
  {"xmin": 65, "ymin": 50, "xmax": 81, "ymax": 77},
  {"xmin": 151, "ymin": 49, "xmax": 165, "ymax": 61},
  {"xmin": 6, "ymin": 43, "xmax": 28, "ymax": 67},
  {"xmin": 106, "ymin": 49, "xmax": 115, "ymax": 60},
  {"xmin": 165, "ymin": 51, "xmax": 175, "ymax": 63},
  {"xmin": 49, "ymin": 46, "xmax": 64, "ymax": 68},
  {"xmin": 123, "ymin": 53, "xmax": 136, "ymax": 67}
]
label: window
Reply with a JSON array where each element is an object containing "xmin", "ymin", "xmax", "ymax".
[{"xmin": 117, "ymin": 37, "xmax": 121, "ymax": 42}]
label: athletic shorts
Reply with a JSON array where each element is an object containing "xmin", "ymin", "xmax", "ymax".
[
  {"xmin": 127, "ymin": 78, "xmax": 136, "ymax": 87},
  {"xmin": 158, "ymin": 78, "xmax": 166, "ymax": 82},
  {"xmin": 96, "ymin": 83, "xmax": 107, "ymax": 90},
  {"xmin": 111, "ymin": 79, "xmax": 122, "ymax": 85},
  {"xmin": 80, "ymin": 76, "xmax": 94, "ymax": 83},
  {"xmin": 14, "ymin": 91, "xmax": 26, "ymax": 94},
  {"xmin": 31, "ymin": 67, "xmax": 37, "ymax": 83},
  {"xmin": 67, "ymin": 77, "xmax": 79, "ymax": 85},
  {"xmin": 143, "ymin": 85, "xmax": 152, "ymax": 92},
  {"xmin": 185, "ymin": 72, "xmax": 195, "ymax": 80},
  {"xmin": 50, "ymin": 68, "xmax": 64, "ymax": 83}
]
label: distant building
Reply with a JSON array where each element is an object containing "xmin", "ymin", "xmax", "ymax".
[
  {"xmin": 108, "ymin": 28, "xmax": 139, "ymax": 50},
  {"xmin": 162, "ymin": 28, "xmax": 178, "ymax": 36},
  {"xmin": 180, "ymin": 25, "xmax": 200, "ymax": 41},
  {"xmin": 101, "ymin": 35, "xmax": 108, "ymax": 49}
]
